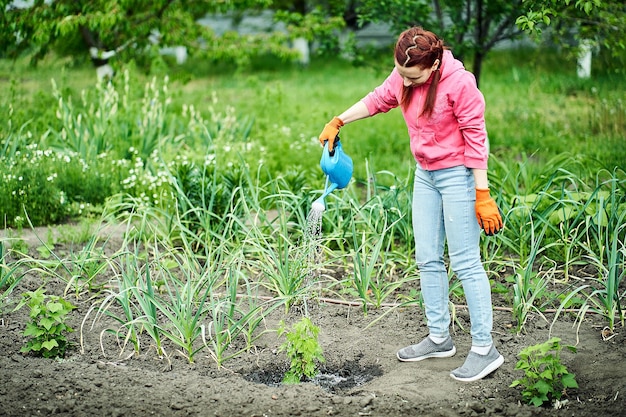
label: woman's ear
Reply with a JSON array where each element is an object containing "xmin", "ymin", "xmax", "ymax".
[{"xmin": 432, "ymin": 59, "xmax": 440, "ymax": 70}]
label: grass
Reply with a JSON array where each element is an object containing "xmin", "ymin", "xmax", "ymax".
[{"xmin": 2, "ymin": 47, "xmax": 624, "ymax": 184}]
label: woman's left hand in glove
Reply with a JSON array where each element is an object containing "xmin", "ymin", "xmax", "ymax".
[{"xmin": 475, "ymin": 188, "xmax": 503, "ymax": 236}]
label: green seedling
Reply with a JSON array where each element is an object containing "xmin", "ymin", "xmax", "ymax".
[
  {"xmin": 511, "ymin": 337, "xmax": 578, "ymax": 407},
  {"xmin": 278, "ymin": 317, "xmax": 325, "ymax": 384},
  {"xmin": 16, "ymin": 288, "xmax": 76, "ymax": 358}
]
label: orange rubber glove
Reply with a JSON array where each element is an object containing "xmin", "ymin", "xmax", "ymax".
[
  {"xmin": 475, "ymin": 188, "xmax": 503, "ymax": 236},
  {"xmin": 318, "ymin": 116, "xmax": 344, "ymax": 152}
]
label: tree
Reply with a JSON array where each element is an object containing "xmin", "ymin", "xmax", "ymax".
[
  {"xmin": 356, "ymin": 0, "xmax": 529, "ymax": 86},
  {"xmin": 0, "ymin": 0, "xmax": 295, "ymax": 72},
  {"xmin": 516, "ymin": 0, "xmax": 626, "ymax": 74},
  {"xmin": 271, "ymin": 0, "xmax": 347, "ymax": 56}
]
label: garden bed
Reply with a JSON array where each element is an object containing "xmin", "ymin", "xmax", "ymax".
[{"xmin": 1, "ymin": 224, "xmax": 624, "ymax": 417}]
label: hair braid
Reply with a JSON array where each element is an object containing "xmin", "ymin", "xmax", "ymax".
[{"xmin": 395, "ymin": 27, "xmax": 448, "ymax": 115}]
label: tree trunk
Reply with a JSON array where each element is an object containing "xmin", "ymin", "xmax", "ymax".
[
  {"xmin": 577, "ymin": 39, "xmax": 592, "ymax": 78},
  {"xmin": 80, "ymin": 26, "xmax": 115, "ymax": 80},
  {"xmin": 472, "ymin": 50, "xmax": 484, "ymax": 88}
]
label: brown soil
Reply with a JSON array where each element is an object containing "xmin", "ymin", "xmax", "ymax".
[{"xmin": 1, "ymin": 225, "xmax": 625, "ymax": 417}]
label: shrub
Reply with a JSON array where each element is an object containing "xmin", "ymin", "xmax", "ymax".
[
  {"xmin": 16, "ymin": 288, "xmax": 76, "ymax": 359},
  {"xmin": 0, "ymin": 145, "xmax": 127, "ymax": 227},
  {"xmin": 278, "ymin": 317, "xmax": 325, "ymax": 384},
  {"xmin": 0, "ymin": 149, "xmax": 70, "ymax": 227},
  {"xmin": 511, "ymin": 337, "xmax": 578, "ymax": 407}
]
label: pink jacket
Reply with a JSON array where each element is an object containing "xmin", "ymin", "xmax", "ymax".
[{"xmin": 361, "ymin": 50, "xmax": 489, "ymax": 170}]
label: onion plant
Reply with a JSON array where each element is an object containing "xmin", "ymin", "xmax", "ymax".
[
  {"xmin": 244, "ymin": 213, "xmax": 316, "ymax": 312},
  {"xmin": 0, "ymin": 241, "xmax": 29, "ymax": 311},
  {"xmin": 494, "ymin": 159, "xmax": 579, "ymax": 263},
  {"xmin": 364, "ymin": 166, "xmax": 415, "ymax": 271},
  {"xmin": 203, "ymin": 264, "xmax": 271, "ymax": 367},
  {"xmin": 239, "ymin": 180, "xmax": 330, "ymax": 312},
  {"xmin": 146, "ymin": 247, "xmax": 222, "ymax": 363},
  {"xmin": 1, "ymin": 117, "xmax": 31, "ymax": 159},
  {"xmin": 578, "ymin": 174, "xmax": 626, "ymax": 331},
  {"xmin": 89, "ymin": 251, "xmax": 143, "ymax": 357},
  {"xmin": 537, "ymin": 177, "xmax": 593, "ymax": 282},
  {"xmin": 511, "ymin": 222, "xmax": 551, "ymax": 334},
  {"xmin": 129, "ymin": 257, "xmax": 164, "ymax": 356},
  {"xmin": 348, "ymin": 198, "xmax": 403, "ymax": 313},
  {"xmin": 49, "ymin": 78, "xmax": 114, "ymax": 163},
  {"xmin": 16, "ymin": 215, "xmax": 113, "ymax": 300},
  {"xmin": 171, "ymin": 159, "xmax": 244, "ymax": 243},
  {"xmin": 93, "ymin": 286, "xmax": 140, "ymax": 357},
  {"xmin": 60, "ymin": 238, "xmax": 110, "ymax": 299}
]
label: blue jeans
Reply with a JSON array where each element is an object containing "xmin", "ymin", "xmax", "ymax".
[{"xmin": 412, "ymin": 164, "xmax": 493, "ymax": 347}]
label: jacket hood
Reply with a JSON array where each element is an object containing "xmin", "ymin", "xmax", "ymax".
[{"xmin": 439, "ymin": 50, "xmax": 464, "ymax": 81}]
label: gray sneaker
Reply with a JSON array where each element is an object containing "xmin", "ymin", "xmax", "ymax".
[
  {"xmin": 450, "ymin": 345, "xmax": 504, "ymax": 382},
  {"xmin": 397, "ymin": 336, "xmax": 456, "ymax": 362}
]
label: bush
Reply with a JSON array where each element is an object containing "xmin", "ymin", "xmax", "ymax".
[
  {"xmin": 16, "ymin": 288, "xmax": 76, "ymax": 359},
  {"xmin": 0, "ymin": 150, "xmax": 70, "ymax": 227},
  {"xmin": 0, "ymin": 146, "xmax": 126, "ymax": 227},
  {"xmin": 511, "ymin": 337, "xmax": 578, "ymax": 407}
]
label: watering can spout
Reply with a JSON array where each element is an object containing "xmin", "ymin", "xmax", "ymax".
[{"xmin": 312, "ymin": 182, "xmax": 338, "ymax": 211}]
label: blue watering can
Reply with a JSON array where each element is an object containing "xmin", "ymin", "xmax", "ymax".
[{"xmin": 312, "ymin": 138, "xmax": 353, "ymax": 211}]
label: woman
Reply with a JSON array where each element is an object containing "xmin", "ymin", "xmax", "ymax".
[{"xmin": 318, "ymin": 27, "xmax": 504, "ymax": 382}]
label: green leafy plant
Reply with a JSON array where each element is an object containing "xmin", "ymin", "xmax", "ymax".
[
  {"xmin": 277, "ymin": 317, "xmax": 325, "ymax": 384},
  {"xmin": 16, "ymin": 288, "xmax": 76, "ymax": 358},
  {"xmin": 510, "ymin": 337, "xmax": 578, "ymax": 407}
]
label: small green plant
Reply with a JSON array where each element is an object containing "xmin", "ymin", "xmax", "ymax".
[
  {"xmin": 16, "ymin": 288, "xmax": 76, "ymax": 358},
  {"xmin": 510, "ymin": 337, "xmax": 578, "ymax": 407},
  {"xmin": 277, "ymin": 317, "xmax": 325, "ymax": 384}
]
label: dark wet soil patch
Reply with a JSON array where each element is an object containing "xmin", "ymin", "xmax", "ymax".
[{"xmin": 244, "ymin": 355, "xmax": 382, "ymax": 393}]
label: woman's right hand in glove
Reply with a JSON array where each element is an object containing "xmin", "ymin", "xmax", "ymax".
[{"xmin": 318, "ymin": 116, "xmax": 344, "ymax": 152}]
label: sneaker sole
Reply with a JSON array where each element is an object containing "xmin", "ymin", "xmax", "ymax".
[
  {"xmin": 449, "ymin": 354, "xmax": 504, "ymax": 382},
  {"xmin": 397, "ymin": 346, "xmax": 457, "ymax": 362}
]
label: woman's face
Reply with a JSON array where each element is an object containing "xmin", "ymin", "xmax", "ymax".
[{"xmin": 395, "ymin": 59, "xmax": 440, "ymax": 87}]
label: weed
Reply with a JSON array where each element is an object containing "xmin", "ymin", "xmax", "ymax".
[
  {"xmin": 511, "ymin": 337, "xmax": 578, "ymax": 407},
  {"xmin": 16, "ymin": 288, "xmax": 76, "ymax": 358},
  {"xmin": 278, "ymin": 317, "xmax": 325, "ymax": 384}
]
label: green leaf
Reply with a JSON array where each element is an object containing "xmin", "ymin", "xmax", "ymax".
[
  {"xmin": 539, "ymin": 369, "xmax": 554, "ymax": 380},
  {"xmin": 562, "ymin": 373, "xmax": 579, "ymax": 389},
  {"xmin": 47, "ymin": 301, "xmax": 64, "ymax": 313},
  {"xmin": 531, "ymin": 395, "xmax": 547, "ymax": 407},
  {"xmin": 533, "ymin": 380, "xmax": 552, "ymax": 395},
  {"xmin": 40, "ymin": 317, "xmax": 56, "ymax": 331},
  {"xmin": 41, "ymin": 339, "xmax": 59, "ymax": 351},
  {"xmin": 23, "ymin": 322, "xmax": 44, "ymax": 337},
  {"xmin": 30, "ymin": 305, "xmax": 42, "ymax": 317}
]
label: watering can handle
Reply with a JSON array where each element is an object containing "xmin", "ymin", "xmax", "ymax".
[{"xmin": 323, "ymin": 135, "xmax": 340, "ymax": 156}]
